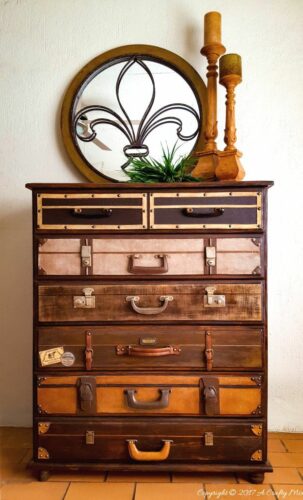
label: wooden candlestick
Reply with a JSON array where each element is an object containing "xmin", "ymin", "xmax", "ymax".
[
  {"xmin": 191, "ymin": 12, "xmax": 226, "ymax": 180},
  {"xmin": 216, "ymin": 54, "xmax": 245, "ymax": 180}
]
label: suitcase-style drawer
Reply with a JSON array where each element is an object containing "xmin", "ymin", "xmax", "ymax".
[
  {"xmin": 35, "ymin": 418, "xmax": 265, "ymax": 464},
  {"xmin": 36, "ymin": 193, "xmax": 147, "ymax": 230},
  {"xmin": 37, "ymin": 325, "xmax": 263, "ymax": 371},
  {"xmin": 38, "ymin": 282, "xmax": 263, "ymax": 323},
  {"xmin": 37, "ymin": 236, "xmax": 263, "ymax": 277},
  {"xmin": 150, "ymin": 191, "xmax": 262, "ymax": 230},
  {"xmin": 36, "ymin": 374, "xmax": 263, "ymax": 417}
]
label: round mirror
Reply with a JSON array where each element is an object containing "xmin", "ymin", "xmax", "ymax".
[{"xmin": 61, "ymin": 45, "xmax": 207, "ymax": 183}]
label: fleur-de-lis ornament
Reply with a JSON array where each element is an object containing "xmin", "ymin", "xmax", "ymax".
[{"xmin": 74, "ymin": 57, "xmax": 201, "ymax": 171}]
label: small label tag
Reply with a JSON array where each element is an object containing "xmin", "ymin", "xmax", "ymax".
[
  {"xmin": 39, "ymin": 347, "xmax": 64, "ymax": 366},
  {"xmin": 140, "ymin": 337, "xmax": 157, "ymax": 345},
  {"xmin": 61, "ymin": 352, "xmax": 75, "ymax": 367}
]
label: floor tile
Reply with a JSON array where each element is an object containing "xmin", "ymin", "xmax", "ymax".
[
  {"xmin": 268, "ymin": 439, "xmax": 286, "ymax": 452},
  {"xmin": 269, "ymin": 432, "xmax": 303, "ymax": 440},
  {"xmin": 135, "ymin": 483, "xmax": 206, "ymax": 499},
  {"xmin": 49, "ymin": 471, "xmax": 105, "ymax": 482},
  {"xmin": 0, "ymin": 462, "xmax": 33, "ymax": 483},
  {"xmin": 283, "ymin": 440, "xmax": 303, "ymax": 452},
  {"xmin": 65, "ymin": 482, "xmax": 135, "ymax": 500},
  {"xmin": 107, "ymin": 471, "xmax": 170, "ymax": 482},
  {"xmin": 272, "ymin": 484, "xmax": 303, "ymax": 499},
  {"xmin": 172, "ymin": 472, "xmax": 237, "ymax": 483},
  {"xmin": 270, "ymin": 453, "xmax": 303, "ymax": 467},
  {"xmin": 1, "ymin": 481, "xmax": 69, "ymax": 500},
  {"xmin": 205, "ymin": 484, "xmax": 275, "ymax": 499},
  {"xmin": 238, "ymin": 467, "xmax": 302, "ymax": 484}
]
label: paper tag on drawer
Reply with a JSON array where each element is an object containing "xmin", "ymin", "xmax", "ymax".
[{"xmin": 39, "ymin": 347, "xmax": 64, "ymax": 366}]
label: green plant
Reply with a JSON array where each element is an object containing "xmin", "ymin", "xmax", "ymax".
[{"xmin": 124, "ymin": 143, "xmax": 202, "ymax": 183}]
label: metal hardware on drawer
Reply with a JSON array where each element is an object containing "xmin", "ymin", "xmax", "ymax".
[
  {"xmin": 140, "ymin": 337, "xmax": 157, "ymax": 345},
  {"xmin": 251, "ymin": 424, "xmax": 263, "ymax": 437},
  {"xmin": 204, "ymin": 432, "xmax": 214, "ymax": 446},
  {"xmin": 126, "ymin": 295, "xmax": 173, "ymax": 315},
  {"xmin": 38, "ymin": 422, "xmax": 50, "ymax": 435},
  {"xmin": 81, "ymin": 245, "xmax": 91, "ymax": 268},
  {"xmin": 38, "ymin": 447, "xmax": 49, "ymax": 460},
  {"xmin": 204, "ymin": 286, "xmax": 226, "ymax": 307},
  {"xmin": 73, "ymin": 288, "xmax": 95, "ymax": 309},
  {"xmin": 206, "ymin": 246, "xmax": 216, "ymax": 267},
  {"xmin": 86, "ymin": 431, "xmax": 95, "ymax": 445},
  {"xmin": 250, "ymin": 449, "xmax": 263, "ymax": 461}
]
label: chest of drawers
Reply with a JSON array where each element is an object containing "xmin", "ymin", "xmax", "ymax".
[{"xmin": 27, "ymin": 181, "xmax": 273, "ymax": 483}]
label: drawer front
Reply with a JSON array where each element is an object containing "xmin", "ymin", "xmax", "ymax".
[
  {"xmin": 38, "ymin": 283, "xmax": 263, "ymax": 323},
  {"xmin": 150, "ymin": 191, "xmax": 262, "ymax": 230},
  {"xmin": 36, "ymin": 374, "xmax": 263, "ymax": 417},
  {"xmin": 37, "ymin": 325, "xmax": 263, "ymax": 371},
  {"xmin": 35, "ymin": 418, "xmax": 265, "ymax": 463},
  {"xmin": 37, "ymin": 236, "xmax": 262, "ymax": 277},
  {"xmin": 36, "ymin": 193, "xmax": 147, "ymax": 230}
]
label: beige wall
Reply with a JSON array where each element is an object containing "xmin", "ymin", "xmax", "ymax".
[{"xmin": 0, "ymin": 0, "xmax": 302, "ymax": 430}]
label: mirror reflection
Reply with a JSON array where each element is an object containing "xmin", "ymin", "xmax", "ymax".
[{"xmin": 73, "ymin": 56, "xmax": 201, "ymax": 181}]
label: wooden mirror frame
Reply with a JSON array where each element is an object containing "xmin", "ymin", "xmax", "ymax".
[{"xmin": 61, "ymin": 44, "xmax": 207, "ymax": 184}]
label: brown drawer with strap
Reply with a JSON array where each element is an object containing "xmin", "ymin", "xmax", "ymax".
[
  {"xmin": 149, "ymin": 191, "xmax": 263, "ymax": 230},
  {"xmin": 35, "ymin": 418, "xmax": 265, "ymax": 464},
  {"xmin": 38, "ymin": 282, "xmax": 263, "ymax": 323},
  {"xmin": 37, "ymin": 235, "xmax": 263, "ymax": 277},
  {"xmin": 36, "ymin": 193, "xmax": 147, "ymax": 231},
  {"xmin": 36, "ymin": 374, "xmax": 263, "ymax": 417},
  {"xmin": 37, "ymin": 325, "xmax": 263, "ymax": 371}
]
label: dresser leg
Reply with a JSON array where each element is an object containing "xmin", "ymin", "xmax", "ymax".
[
  {"xmin": 38, "ymin": 470, "xmax": 50, "ymax": 482},
  {"xmin": 248, "ymin": 472, "xmax": 265, "ymax": 484}
]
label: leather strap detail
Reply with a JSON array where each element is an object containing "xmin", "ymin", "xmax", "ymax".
[
  {"xmin": 205, "ymin": 331, "xmax": 213, "ymax": 371},
  {"xmin": 201, "ymin": 377, "xmax": 219, "ymax": 416},
  {"xmin": 77, "ymin": 376, "xmax": 96, "ymax": 415},
  {"xmin": 85, "ymin": 331, "xmax": 93, "ymax": 370},
  {"xmin": 125, "ymin": 388, "xmax": 171, "ymax": 409}
]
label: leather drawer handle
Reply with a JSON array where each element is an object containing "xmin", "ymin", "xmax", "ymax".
[
  {"xmin": 72, "ymin": 208, "xmax": 113, "ymax": 218},
  {"xmin": 126, "ymin": 295, "xmax": 173, "ymax": 315},
  {"xmin": 128, "ymin": 254, "xmax": 168, "ymax": 274},
  {"xmin": 116, "ymin": 345, "xmax": 181, "ymax": 357},
  {"xmin": 183, "ymin": 207, "xmax": 224, "ymax": 218},
  {"xmin": 127, "ymin": 439, "xmax": 173, "ymax": 461},
  {"xmin": 125, "ymin": 388, "xmax": 171, "ymax": 409}
]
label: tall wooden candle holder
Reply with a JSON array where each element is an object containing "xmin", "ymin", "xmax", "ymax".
[
  {"xmin": 191, "ymin": 12, "xmax": 225, "ymax": 180},
  {"xmin": 216, "ymin": 53, "xmax": 245, "ymax": 180}
]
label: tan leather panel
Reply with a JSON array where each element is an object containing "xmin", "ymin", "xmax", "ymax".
[
  {"xmin": 96, "ymin": 387, "xmax": 200, "ymax": 414},
  {"xmin": 218, "ymin": 376, "xmax": 258, "ymax": 386},
  {"xmin": 217, "ymin": 253, "xmax": 260, "ymax": 275},
  {"xmin": 39, "ymin": 238, "xmax": 81, "ymax": 252},
  {"xmin": 92, "ymin": 238, "xmax": 204, "ymax": 252},
  {"xmin": 37, "ymin": 387, "xmax": 77, "ymax": 414},
  {"xmin": 39, "ymin": 254, "xmax": 80, "ymax": 275},
  {"xmin": 216, "ymin": 238, "xmax": 259, "ymax": 251},
  {"xmin": 219, "ymin": 388, "xmax": 261, "ymax": 415},
  {"xmin": 39, "ymin": 375, "xmax": 200, "ymax": 385},
  {"xmin": 92, "ymin": 253, "xmax": 204, "ymax": 275}
]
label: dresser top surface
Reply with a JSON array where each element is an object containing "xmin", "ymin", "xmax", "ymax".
[{"xmin": 26, "ymin": 181, "xmax": 274, "ymax": 191}]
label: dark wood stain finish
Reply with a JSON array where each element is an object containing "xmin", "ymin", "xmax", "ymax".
[{"xmin": 26, "ymin": 181, "xmax": 273, "ymax": 483}]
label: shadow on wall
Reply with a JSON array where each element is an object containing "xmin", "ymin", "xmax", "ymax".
[{"xmin": 0, "ymin": 206, "xmax": 33, "ymax": 426}]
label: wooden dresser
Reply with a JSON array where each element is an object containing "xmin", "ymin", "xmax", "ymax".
[{"xmin": 26, "ymin": 181, "xmax": 273, "ymax": 483}]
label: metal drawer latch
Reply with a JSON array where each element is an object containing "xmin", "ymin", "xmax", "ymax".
[
  {"xmin": 204, "ymin": 432, "xmax": 214, "ymax": 446},
  {"xmin": 204, "ymin": 286, "xmax": 226, "ymax": 307},
  {"xmin": 73, "ymin": 288, "xmax": 95, "ymax": 309},
  {"xmin": 81, "ymin": 245, "xmax": 92, "ymax": 268},
  {"xmin": 205, "ymin": 246, "xmax": 216, "ymax": 267},
  {"xmin": 86, "ymin": 430, "xmax": 95, "ymax": 445}
]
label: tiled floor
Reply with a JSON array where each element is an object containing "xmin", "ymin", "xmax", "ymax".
[{"xmin": 1, "ymin": 428, "xmax": 303, "ymax": 499}]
